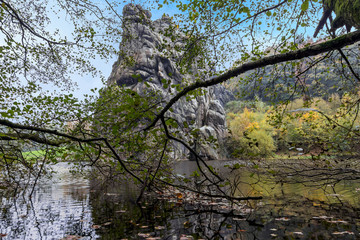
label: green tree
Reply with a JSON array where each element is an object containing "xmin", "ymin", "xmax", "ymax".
[{"xmin": 1, "ymin": 0, "xmax": 360, "ymax": 200}]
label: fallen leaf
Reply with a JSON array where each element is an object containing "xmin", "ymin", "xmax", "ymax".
[
  {"xmin": 293, "ymin": 232, "xmax": 303, "ymax": 235},
  {"xmin": 116, "ymin": 210, "xmax": 126, "ymax": 213},
  {"xmin": 312, "ymin": 216, "xmax": 330, "ymax": 220},
  {"xmin": 138, "ymin": 233, "xmax": 151, "ymax": 237},
  {"xmin": 180, "ymin": 236, "xmax": 192, "ymax": 240},
  {"xmin": 154, "ymin": 226, "xmax": 165, "ymax": 230},
  {"xmin": 270, "ymin": 233, "xmax": 277, "ymax": 237},
  {"xmin": 140, "ymin": 225, "xmax": 149, "ymax": 229},
  {"xmin": 183, "ymin": 221, "xmax": 190, "ymax": 228},
  {"xmin": 270, "ymin": 228, "xmax": 277, "ymax": 231},
  {"xmin": 103, "ymin": 222, "xmax": 112, "ymax": 226},
  {"xmin": 91, "ymin": 225, "xmax": 101, "ymax": 229},
  {"xmin": 332, "ymin": 231, "xmax": 354, "ymax": 235},
  {"xmin": 105, "ymin": 193, "xmax": 118, "ymax": 196},
  {"xmin": 327, "ymin": 219, "xmax": 348, "ymax": 224},
  {"xmin": 60, "ymin": 235, "xmax": 82, "ymax": 240},
  {"xmin": 0, "ymin": 234, "xmax": 7, "ymax": 238},
  {"xmin": 275, "ymin": 217, "xmax": 290, "ymax": 221}
]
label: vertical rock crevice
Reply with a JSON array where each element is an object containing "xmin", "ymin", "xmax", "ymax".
[{"xmin": 107, "ymin": 4, "xmax": 234, "ymax": 160}]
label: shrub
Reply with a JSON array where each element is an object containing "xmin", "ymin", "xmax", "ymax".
[{"xmin": 227, "ymin": 107, "xmax": 276, "ymax": 158}]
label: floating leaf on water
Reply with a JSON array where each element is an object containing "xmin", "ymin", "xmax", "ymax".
[
  {"xmin": 332, "ymin": 231, "xmax": 354, "ymax": 235},
  {"xmin": 327, "ymin": 219, "xmax": 348, "ymax": 224},
  {"xmin": 179, "ymin": 235, "xmax": 193, "ymax": 240},
  {"xmin": 129, "ymin": 220, "xmax": 138, "ymax": 226},
  {"xmin": 91, "ymin": 225, "xmax": 101, "ymax": 229},
  {"xmin": 138, "ymin": 233, "xmax": 151, "ymax": 237},
  {"xmin": 176, "ymin": 193, "xmax": 183, "ymax": 199},
  {"xmin": 155, "ymin": 226, "xmax": 165, "ymax": 230},
  {"xmin": 60, "ymin": 235, "xmax": 82, "ymax": 240},
  {"xmin": 105, "ymin": 193, "xmax": 118, "ymax": 196},
  {"xmin": 312, "ymin": 216, "xmax": 330, "ymax": 220}
]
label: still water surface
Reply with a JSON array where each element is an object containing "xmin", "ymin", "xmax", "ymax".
[{"xmin": 1, "ymin": 161, "xmax": 360, "ymax": 239}]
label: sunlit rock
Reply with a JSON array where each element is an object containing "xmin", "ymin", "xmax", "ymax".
[{"xmin": 107, "ymin": 4, "xmax": 234, "ymax": 160}]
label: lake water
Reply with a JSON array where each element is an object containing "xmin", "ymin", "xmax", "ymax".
[{"xmin": 1, "ymin": 161, "xmax": 360, "ymax": 239}]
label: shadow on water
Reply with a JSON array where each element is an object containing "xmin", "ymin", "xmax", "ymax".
[{"xmin": 1, "ymin": 161, "xmax": 360, "ymax": 239}]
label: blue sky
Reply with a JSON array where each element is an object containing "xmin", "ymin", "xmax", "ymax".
[
  {"xmin": 62, "ymin": 0, "xmax": 182, "ymax": 99},
  {"xmin": 56, "ymin": 0, "xmax": 323, "ymax": 99}
]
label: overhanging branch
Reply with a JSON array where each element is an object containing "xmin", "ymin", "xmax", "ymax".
[
  {"xmin": 0, "ymin": 132, "xmax": 67, "ymax": 146},
  {"xmin": 146, "ymin": 30, "xmax": 360, "ymax": 130},
  {"xmin": 0, "ymin": 118, "xmax": 144, "ymax": 184}
]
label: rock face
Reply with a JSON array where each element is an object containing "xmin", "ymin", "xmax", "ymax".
[{"xmin": 107, "ymin": 4, "xmax": 234, "ymax": 160}]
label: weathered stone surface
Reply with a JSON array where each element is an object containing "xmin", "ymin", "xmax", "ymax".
[{"xmin": 107, "ymin": 4, "xmax": 234, "ymax": 160}]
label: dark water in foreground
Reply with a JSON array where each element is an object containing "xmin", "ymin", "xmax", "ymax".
[{"xmin": 1, "ymin": 161, "xmax": 360, "ymax": 239}]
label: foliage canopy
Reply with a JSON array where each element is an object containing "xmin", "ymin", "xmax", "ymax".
[{"xmin": 1, "ymin": 0, "xmax": 360, "ymax": 200}]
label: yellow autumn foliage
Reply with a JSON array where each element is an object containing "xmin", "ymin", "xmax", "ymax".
[{"xmin": 227, "ymin": 107, "xmax": 276, "ymax": 158}]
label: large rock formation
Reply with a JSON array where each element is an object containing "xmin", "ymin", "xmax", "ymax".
[{"xmin": 107, "ymin": 4, "xmax": 234, "ymax": 160}]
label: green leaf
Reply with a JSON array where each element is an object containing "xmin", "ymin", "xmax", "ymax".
[{"xmin": 300, "ymin": 0, "xmax": 309, "ymax": 11}]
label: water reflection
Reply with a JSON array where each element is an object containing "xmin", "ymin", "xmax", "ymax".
[
  {"xmin": 0, "ymin": 162, "xmax": 96, "ymax": 240},
  {"xmin": 1, "ymin": 161, "xmax": 360, "ymax": 239}
]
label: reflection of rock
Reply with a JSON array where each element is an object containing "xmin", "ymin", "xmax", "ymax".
[{"xmin": 107, "ymin": 4, "xmax": 234, "ymax": 160}]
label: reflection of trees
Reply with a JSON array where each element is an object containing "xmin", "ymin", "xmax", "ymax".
[
  {"xmin": 80, "ymin": 165, "xmax": 360, "ymax": 239},
  {"xmin": 0, "ymin": 188, "xmax": 94, "ymax": 239}
]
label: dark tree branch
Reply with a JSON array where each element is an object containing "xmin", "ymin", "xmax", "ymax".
[
  {"xmin": 337, "ymin": 48, "xmax": 360, "ymax": 82},
  {"xmin": 0, "ymin": 132, "xmax": 68, "ymax": 146},
  {"xmin": 0, "ymin": 118, "xmax": 144, "ymax": 184},
  {"xmin": 160, "ymin": 117, "xmax": 223, "ymax": 183},
  {"xmin": 146, "ymin": 30, "xmax": 360, "ymax": 130},
  {"xmin": 0, "ymin": 0, "xmax": 71, "ymax": 46}
]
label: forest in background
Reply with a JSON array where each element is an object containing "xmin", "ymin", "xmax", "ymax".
[{"xmin": 225, "ymin": 92, "xmax": 360, "ymax": 159}]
